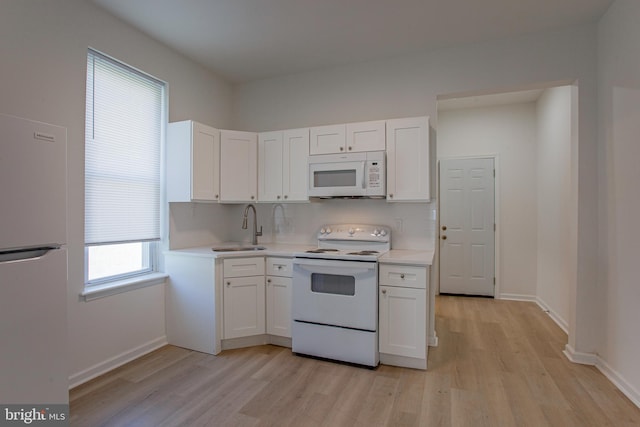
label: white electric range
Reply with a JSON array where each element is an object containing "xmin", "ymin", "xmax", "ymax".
[{"xmin": 291, "ymin": 224, "xmax": 391, "ymax": 367}]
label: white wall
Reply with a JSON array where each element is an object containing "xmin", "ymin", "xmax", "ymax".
[
  {"xmin": 233, "ymin": 24, "xmax": 600, "ymax": 359},
  {"xmin": 437, "ymin": 103, "xmax": 539, "ymax": 299},
  {"xmin": 597, "ymin": 0, "xmax": 640, "ymax": 406},
  {"xmin": 536, "ymin": 86, "xmax": 573, "ymax": 332},
  {"xmin": 0, "ymin": 0, "xmax": 233, "ymax": 385}
]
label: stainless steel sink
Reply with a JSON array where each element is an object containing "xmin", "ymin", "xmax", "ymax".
[{"xmin": 211, "ymin": 245, "xmax": 266, "ymax": 252}]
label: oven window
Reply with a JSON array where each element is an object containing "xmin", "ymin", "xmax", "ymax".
[
  {"xmin": 313, "ymin": 169, "xmax": 356, "ymax": 188},
  {"xmin": 310, "ymin": 273, "xmax": 355, "ymax": 296}
]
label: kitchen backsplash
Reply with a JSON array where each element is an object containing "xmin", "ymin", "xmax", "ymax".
[{"xmin": 169, "ymin": 200, "xmax": 437, "ymax": 250}]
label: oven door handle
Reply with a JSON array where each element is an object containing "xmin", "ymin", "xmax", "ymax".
[{"xmin": 293, "ymin": 258, "xmax": 376, "ymax": 272}]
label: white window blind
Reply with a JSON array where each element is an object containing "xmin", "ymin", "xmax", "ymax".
[{"xmin": 85, "ymin": 49, "xmax": 164, "ymax": 246}]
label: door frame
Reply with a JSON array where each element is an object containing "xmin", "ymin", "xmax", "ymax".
[{"xmin": 436, "ymin": 154, "xmax": 501, "ymax": 298}]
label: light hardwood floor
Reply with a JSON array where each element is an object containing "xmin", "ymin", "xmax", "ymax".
[{"xmin": 70, "ymin": 296, "xmax": 640, "ymax": 426}]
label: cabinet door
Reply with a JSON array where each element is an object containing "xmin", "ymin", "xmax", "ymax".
[
  {"xmin": 282, "ymin": 128, "xmax": 309, "ymax": 201},
  {"xmin": 258, "ymin": 131, "xmax": 284, "ymax": 202},
  {"xmin": 266, "ymin": 276, "xmax": 292, "ymax": 338},
  {"xmin": 346, "ymin": 120, "xmax": 386, "ymax": 152},
  {"xmin": 192, "ymin": 122, "xmax": 220, "ymax": 201},
  {"xmin": 223, "ymin": 276, "xmax": 266, "ymax": 339},
  {"xmin": 386, "ymin": 117, "xmax": 430, "ymax": 201},
  {"xmin": 379, "ymin": 285, "xmax": 426, "ymax": 359},
  {"xmin": 310, "ymin": 124, "xmax": 346, "ymax": 155},
  {"xmin": 167, "ymin": 120, "xmax": 220, "ymax": 202},
  {"xmin": 220, "ymin": 130, "xmax": 258, "ymax": 202}
]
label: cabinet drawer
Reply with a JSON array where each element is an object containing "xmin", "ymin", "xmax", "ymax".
[
  {"xmin": 266, "ymin": 257, "xmax": 293, "ymax": 277},
  {"xmin": 379, "ymin": 264, "xmax": 427, "ymax": 289},
  {"xmin": 223, "ymin": 257, "xmax": 265, "ymax": 278}
]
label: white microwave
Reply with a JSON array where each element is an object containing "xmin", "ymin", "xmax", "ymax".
[{"xmin": 308, "ymin": 151, "xmax": 385, "ymax": 198}]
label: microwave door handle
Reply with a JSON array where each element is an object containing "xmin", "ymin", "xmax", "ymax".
[{"xmin": 362, "ymin": 161, "xmax": 367, "ymax": 189}]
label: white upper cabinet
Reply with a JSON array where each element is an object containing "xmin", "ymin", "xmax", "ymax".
[
  {"xmin": 259, "ymin": 128, "xmax": 309, "ymax": 202},
  {"xmin": 310, "ymin": 120, "xmax": 386, "ymax": 155},
  {"xmin": 386, "ymin": 116, "xmax": 430, "ymax": 202},
  {"xmin": 346, "ymin": 120, "xmax": 386, "ymax": 152},
  {"xmin": 258, "ymin": 131, "xmax": 283, "ymax": 202},
  {"xmin": 167, "ymin": 120, "xmax": 220, "ymax": 202},
  {"xmin": 220, "ymin": 130, "xmax": 258, "ymax": 203},
  {"xmin": 282, "ymin": 128, "xmax": 309, "ymax": 201},
  {"xmin": 310, "ymin": 124, "xmax": 346, "ymax": 155}
]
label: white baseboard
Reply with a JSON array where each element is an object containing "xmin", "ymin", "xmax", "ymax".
[
  {"xmin": 535, "ymin": 297, "xmax": 569, "ymax": 334},
  {"xmin": 563, "ymin": 343, "xmax": 598, "ymax": 365},
  {"xmin": 596, "ymin": 357, "xmax": 640, "ymax": 409},
  {"xmin": 498, "ymin": 294, "xmax": 569, "ymax": 334},
  {"xmin": 498, "ymin": 293, "xmax": 537, "ymax": 302},
  {"xmin": 429, "ymin": 333, "xmax": 438, "ymax": 347},
  {"xmin": 68, "ymin": 336, "xmax": 168, "ymax": 389},
  {"xmin": 563, "ymin": 344, "xmax": 640, "ymax": 409}
]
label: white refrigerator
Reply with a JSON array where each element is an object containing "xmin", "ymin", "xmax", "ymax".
[{"xmin": 0, "ymin": 114, "xmax": 68, "ymax": 404}]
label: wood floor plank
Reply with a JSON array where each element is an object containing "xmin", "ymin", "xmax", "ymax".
[{"xmin": 69, "ymin": 295, "xmax": 640, "ymax": 427}]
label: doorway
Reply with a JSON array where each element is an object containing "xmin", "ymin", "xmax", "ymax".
[{"xmin": 439, "ymin": 157, "xmax": 495, "ymax": 296}]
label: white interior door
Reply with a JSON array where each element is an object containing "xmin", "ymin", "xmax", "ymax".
[{"xmin": 439, "ymin": 158, "xmax": 495, "ymax": 296}]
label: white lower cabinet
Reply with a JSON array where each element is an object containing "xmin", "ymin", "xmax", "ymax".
[
  {"xmin": 223, "ymin": 257, "xmax": 265, "ymax": 339},
  {"xmin": 266, "ymin": 276, "xmax": 292, "ymax": 337},
  {"xmin": 378, "ymin": 263, "xmax": 429, "ymax": 369},
  {"xmin": 223, "ymin": 275, "xmax": 266, "ymax": 339},
  {"xmin": 266, "ymin": 257, "xmax": 293, "ymax": 338},
  {"xmin": 164, "ymin": 253, "xmax": 221, "ymax": 355}
]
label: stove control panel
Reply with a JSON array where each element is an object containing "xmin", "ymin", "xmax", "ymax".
[{"xmin": 318, "ymin": 224, "xmax": 391, "ymax": 242}]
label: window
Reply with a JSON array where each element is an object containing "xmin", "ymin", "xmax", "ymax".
[{"xmin": 84, "ymin": 49, "xmax": 165, "ymax": 286}]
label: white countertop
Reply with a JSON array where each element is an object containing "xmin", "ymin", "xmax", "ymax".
[
  {"xmin": 379, "ymin": 249, "xmax": 435, "ymax": 266},
  {"xmin": 165, "ymin": 243, "xmax": 316, "ymax": 259},
  {"xmin": 166, "ymin": 243, "xmax": 434, "ymax": 266}
]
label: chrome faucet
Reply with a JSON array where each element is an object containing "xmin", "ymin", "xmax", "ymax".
[{"xmin": 242, "ymin": 204, "xmax": 262, "ymax": 245}]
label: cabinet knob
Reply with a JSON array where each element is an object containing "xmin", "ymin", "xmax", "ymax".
[
  {"xmin": 215, "ymin": 194, "xmax": 219, "ymax": 199},
  {"xmin": 267, "ymin": 279, "xmax": 271, "ymax": 283},
  {"xmin": 389, "ymin": 194, "xmax": 393, "ymax": 199},
  {"xmin": 339, "ymin": 146, "xmax": 344, "ymax": 151},
  {"xmin": 400, "ymin": 274, "xmax": 405, "ymax": 279},
  {"xmin": 348, "ymin": 146, "xmax": 352, "ymax": 151},
  {"xmin": 382, "ymin": 289, "xmax": 387, "ymax": 294},
  {"xmin": 277, "ymin": 195, "xmax": 281, "ymax": 199},
  {"xmin": 441, "ymin": 235, "xmax": 447, "ymax": 240},
  {"xmin": 284, "ymin": 195, "xmax": 288, "ymax": 199},
  {"xmin": 251, "ymin": 195, "xmax": 255, "ymax": 200},
  {"xmin": 226, "ymin": 281, "xmax": 231, "ymax": 286},
  {"xmin": 442, "ymin": 225, "xmax": 447, "ymax": 231}
]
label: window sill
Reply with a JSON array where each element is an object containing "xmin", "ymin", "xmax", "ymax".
[{"xmin": 81, "ymin": 272, "xmax": 168, "ymax": 302}]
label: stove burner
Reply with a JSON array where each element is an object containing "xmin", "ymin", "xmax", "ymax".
[
  {"xmin": 346, "ymin": 250, "xmax": 380, "ymax": 256},
  {"xmin": 305, "ymin": 248, "xmax": 340, "ymax": 254}
]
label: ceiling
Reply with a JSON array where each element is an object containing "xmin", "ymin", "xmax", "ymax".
[{"xmin": 90, "ymin": 0, "xmax": 613, "ymax": 84}]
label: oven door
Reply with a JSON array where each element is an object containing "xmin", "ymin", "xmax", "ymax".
[{"xmin": 292, "ymin": 257, "xmax": 378, "ymax": 331}]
